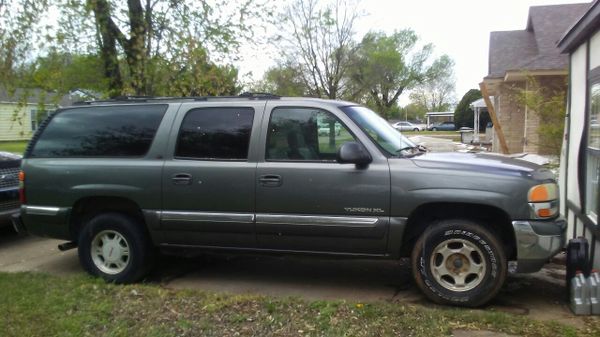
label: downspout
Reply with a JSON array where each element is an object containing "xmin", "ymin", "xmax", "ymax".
[{"xmin": 524, "ymin": 80, "xmax": 528, "ymax": 151}]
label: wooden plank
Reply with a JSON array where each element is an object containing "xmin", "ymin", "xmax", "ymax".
[{"xmin": 479, "ymin": 82, "xmax": 509, "ymax": 154}]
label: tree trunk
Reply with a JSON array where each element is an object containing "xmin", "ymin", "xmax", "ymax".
[
  {"xmin": 126, "ymin": 0, "xmax": 147, "ymax": 95},
  {"xmin": 90, "ymin": 0, "xmax": 123, "ymax": 97}
]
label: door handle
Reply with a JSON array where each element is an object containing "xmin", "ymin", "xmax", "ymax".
[
  {"xmin": 259, "ymin": 174, "xmax": 282, "ymax": 187},
  {"xmin": 172, "ymin": 173, "xmax": 192, "ymax": 185}
]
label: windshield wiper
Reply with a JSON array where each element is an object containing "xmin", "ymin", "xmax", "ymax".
[{"xmin": 395, "ymin": 145, "xmax": 427, "ymax": 156}]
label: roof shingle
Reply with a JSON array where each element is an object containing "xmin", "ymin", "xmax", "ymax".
[{"xmin": 487, "ymin": 2, "xmax": 591, "ymax": 79}]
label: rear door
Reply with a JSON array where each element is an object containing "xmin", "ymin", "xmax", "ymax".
[{"xmin": 160, "ymin": 101, "xmax": 265, "ymax": 248}]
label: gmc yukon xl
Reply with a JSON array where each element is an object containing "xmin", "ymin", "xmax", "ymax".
[{"xmin": 14, "ymin": 94, "xmax": 565, "ymax": 306}]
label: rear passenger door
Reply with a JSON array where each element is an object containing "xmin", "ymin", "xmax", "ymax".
[{"xmin": 160, "ymin": 102, "xmax": 265, "ymax": 248}]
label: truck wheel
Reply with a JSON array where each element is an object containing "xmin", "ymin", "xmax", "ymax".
[
  {"xmin": 411, "ymin": 219, "xmax": 507, "ymax": 307},
  {"xmin": 78, "ymin": 212, "xmax": 154, "ymax": 283}
]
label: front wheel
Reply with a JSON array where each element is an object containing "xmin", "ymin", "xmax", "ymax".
[
  {"xmin": 413, "ymin": 128, "xmax": 419, "ymax": 132},
  {"xmin": 431, "ymin": 127, "xmax": 438, "ymax": 131},
  {"xmin": 78, "ymin": 212, "xmax": 154, "ymax": 283},
  {"xmin": 411, "ymin": 219, "xmax": 507, "ymax": 307}
]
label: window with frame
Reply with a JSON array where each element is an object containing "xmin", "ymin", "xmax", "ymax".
[
  {"xmin": 175, "ymin": 107, "xmax": 255, "ymax": 160},
  {"xmin": 30, "ymin": 109, "xmax": 38, "ymax": 131},
  {"xmin": 30, "ymin": 105, "xmax": 167, "ymax": 157},
  {"xmin": 586, "ymin": 75, "xmax": 600, "ymax": 223},
  {"xmin": 266, "ymin": 107, "xmax": 356, "ymax": 161}
]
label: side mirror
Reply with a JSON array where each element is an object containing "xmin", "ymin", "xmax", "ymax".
[{"xmin": 337, "ymin": 142, "xmax": 372, "ymax": 168}]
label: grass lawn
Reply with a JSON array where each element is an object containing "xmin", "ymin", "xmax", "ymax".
[
  {"xmin": 0, "ymin": 140, "xmax": 29, "ymax": 155},
  {"xmin": 1, "ymin": 272, "xmax": 598, "ymax": 337}
]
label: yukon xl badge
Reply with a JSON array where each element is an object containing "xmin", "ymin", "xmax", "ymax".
[{"xmin": 344, "ymin": 207, "xmax": 385, "ymax": 214}]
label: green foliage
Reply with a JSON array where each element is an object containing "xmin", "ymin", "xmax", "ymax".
[
  {"xmin": 275, "ymin": 0, "xmax": 360, "ymax": 99},
  {"xmin": 454, "ymin": 89, "xmax": 482, "ymax": 128},
  {"xmin": 518, "ymin": 77, "xmax": 566, "ymax": 155},
  {"xmin": 20, "ymin": 51, "xmax": 108, "ymax": 95},
  {"xmin": 251, "ymin": 64, "xmax": 308, "ymax": 96},
  {"xmin": 1, "ymin": 0, "xmax": 271, "ymax": 97},
  {"xmin": 408, "ymin": 55, "xmax": 456, "ymax": 112},
  {"xmin": 351, "ymin": 30, "xmax": 454, "ymax": 120},
  {"xmin": 400, "ymin": 103, "xmax": 427, "ymax": 121}
]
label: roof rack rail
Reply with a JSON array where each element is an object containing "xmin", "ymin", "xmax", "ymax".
[{"xmin": 73, "ymin": 92, "xmax": 281, "ymax": 105}]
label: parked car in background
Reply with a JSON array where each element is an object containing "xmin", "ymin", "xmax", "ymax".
[
  {"xmin": 392, "ymin": 121, "xmax": 422, "ymax": 131},
  {"xmin": 428, "ymin": 121, "xmax": 456, "ymax": 131},
  {"xmin": 0, "ymin": 151, "xmax": 21, "ymax": 229}
]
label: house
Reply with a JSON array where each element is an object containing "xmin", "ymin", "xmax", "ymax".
[
  {"xmin": 425, "ymin": 111, "xmax": 454, "ymax": 127},
  {"xmin": 0, "ymin": 89, "xmax": 78, "ymax": 141},
  {"xmin": 482, "ymin": 2, "xmax": 590, "ymax": 154},
  {"xmin": 558, "ymin": 0, "xmax": 600, "ymax": 270}
]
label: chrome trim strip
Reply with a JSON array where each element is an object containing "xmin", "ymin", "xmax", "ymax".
[
  {"xmin": 256, "ymin": 214, "xmax": 379, "ymax": 227},
  {"xmin": 22, "ymin": 205, "xmax": 63, "ymax": 216},
  {"xmin": 161, "ymin": 211, "xmax": 255, "ymax": 223}
]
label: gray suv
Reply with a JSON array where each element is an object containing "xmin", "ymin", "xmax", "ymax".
[{"xmin": 15, "ymin": 94, "xmax": 565, "ymax": 307}]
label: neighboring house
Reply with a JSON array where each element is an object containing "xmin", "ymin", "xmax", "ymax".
[
  {"xmin": 425, "ymin": 111, "xmax": 454, "ymax": 127},
  {"xmin": 482, "ymin": 2, "xmax": 590, "ymax": 154},
  {"xmin": 558, "ymin": 0, "xmax": 600, "ymax": 270},
  {"xmin": 0, "ymin": 89, "xmax": 78, "ymax": 141}
]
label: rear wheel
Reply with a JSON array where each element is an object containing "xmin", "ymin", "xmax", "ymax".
[
  {"xmin": 413, "ymin": 128, "xmax": 419, "ymax": 131},
  {"xmin": 78, "ymin": 212, "xmax": 154, "ymax": 283},
  {"xmin": 411, "ymin": 219, "xmax": 507, "ymax": 307}
]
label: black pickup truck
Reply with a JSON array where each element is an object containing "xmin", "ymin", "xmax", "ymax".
[{"xmin": 0, "ymin": 151, "xmax": 21, "ymax": 229}]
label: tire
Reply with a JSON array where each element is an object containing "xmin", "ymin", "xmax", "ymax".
[
  {"xmin": 413, "ymin": 128, "xmax": 419, "ymax": 132},
  {"xmin": 411, "ymin": 219, "xmax": 507, "ymax": 307},
  {"xmin": 78, "ymin": 212, "xmax": 154, "ymax": 283},
  {"xmin": 432, "ymin": 127, "xmax": 438, "ymax": 131}
]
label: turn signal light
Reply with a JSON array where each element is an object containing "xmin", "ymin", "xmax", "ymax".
[
  {"xmin": 18, "ymin": 171, "xmax": 26, "ymax": 204},
  {"xmin": 528, "ymin": 183, "xmax": 557, "ymax": 202},
  {"xmin": 537, "ymin": 208, "xmax": 552, "ymax": 217}
]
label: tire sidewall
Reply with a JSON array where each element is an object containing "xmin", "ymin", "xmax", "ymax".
[
  {"xmin": 78, "ymin": 213, "xmax": 150, "ymax": 283},
  {"xmin": 412, "ymin": 220, "xmax": 506, "ymax": 306}
]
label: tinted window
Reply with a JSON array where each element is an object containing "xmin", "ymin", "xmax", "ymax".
[
  {"xmin": 175, "ymin": 107, "xmax": 255, "ymax": 160},
  {"xmin": 266, "ymin": 107, "xmax": 355, "ymax": 161},
  {"xmin": 30, "ymin": 105, "xmax": 167, "ymax": 157}
]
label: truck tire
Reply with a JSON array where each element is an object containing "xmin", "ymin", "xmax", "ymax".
[
  {"xmin": 78, "ymin": 212, "xmax": 154, "ymax": 283},
  {"xmin": 411, "ymin": 219, "xmax": 507, "ymax": 307}
]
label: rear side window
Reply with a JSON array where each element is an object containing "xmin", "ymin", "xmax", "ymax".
[
  {"xmin": 175, "ymin": 107, "xmax": 255, "ymax": 160},
  {"xmin": 30, "ymin": 105, "xmax": 167, "ymax": 157}
]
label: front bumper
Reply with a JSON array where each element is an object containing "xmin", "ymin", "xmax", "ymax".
[{"xmin": 512, "ymin": 217, "xmax": 566, "ymax": 273}]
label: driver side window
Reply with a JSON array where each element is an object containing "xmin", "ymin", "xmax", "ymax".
[{"xmin": 266, "ymin": 107, "xmax": 355, "ymax": 161}]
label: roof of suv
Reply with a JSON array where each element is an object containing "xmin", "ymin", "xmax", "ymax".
[{"xmin": 72, "ymin": 93, "xmax": 358, "ymax": 108}]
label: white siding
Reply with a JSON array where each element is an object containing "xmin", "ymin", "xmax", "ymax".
[
  {"xmin": 564, "ymin": 43, "xmax": 588, "ymax": 208},
  {"xmin": 0, "ymin": 103, "xmax": 34, "ymax": 141}
]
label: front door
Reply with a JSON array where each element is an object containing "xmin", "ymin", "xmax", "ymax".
[
  {"xmin": 255, "ymin": 105, "xmax": 391, "ymax": 254},
  {"xmin": 160, "ymin": 103, "xmax": 264, "ymax": 247}
]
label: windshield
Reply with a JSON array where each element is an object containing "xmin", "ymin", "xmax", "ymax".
[{"xmin": 341, "ymin": 106, "xmax": 416, "ymax": 156}]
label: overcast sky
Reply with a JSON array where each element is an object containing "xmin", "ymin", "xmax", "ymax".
[{"xmin": 237, "ymin": 0, "xmax": 589, "ymax": 105}]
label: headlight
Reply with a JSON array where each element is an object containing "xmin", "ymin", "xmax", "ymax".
[{"xmin": 528, "ymin": 183, "xmax": 558, "ymax": 219}]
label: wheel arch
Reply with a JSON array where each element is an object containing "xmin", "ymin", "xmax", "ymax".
[
  {"xmin": 69, "ymin": 196, "xmax": 148, "ymax": 242},
  {"xmin": 400, "ymin": 202, "xmax": 516, "ymax": 261}
]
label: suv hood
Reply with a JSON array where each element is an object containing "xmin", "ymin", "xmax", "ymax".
[
  {"xmin": 0, "ymin": 151, "xmax": 22, "ymax": 169},
  {"xmin": 411, "ymin": 152, "xmax": 551, "ymax": 178}
]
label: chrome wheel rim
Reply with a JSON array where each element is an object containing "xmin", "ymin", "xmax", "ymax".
[
  {"xmin": 91, "ymin": 230, "xmax": 130, "ymax": 275},
  {"xmin": 430, "ymin": 238, "xmax": 486, "ymax": 292}
]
